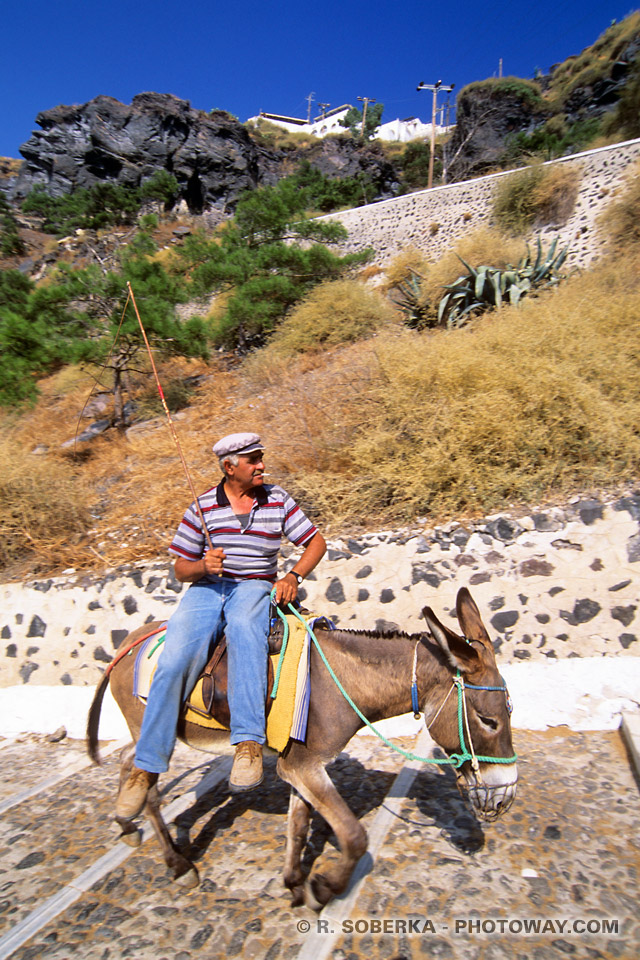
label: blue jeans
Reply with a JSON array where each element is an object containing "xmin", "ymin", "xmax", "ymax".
[{"xmin": 135, "ymin": 577, "xmax": 271, "ymax": 773}]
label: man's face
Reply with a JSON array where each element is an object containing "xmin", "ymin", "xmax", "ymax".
[{"xmin": 227, "ymin": 450, "xmax": 265, "ymax": 488}]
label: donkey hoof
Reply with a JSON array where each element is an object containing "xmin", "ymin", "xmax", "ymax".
[
  {"xmin": 304, "ymin": 874, "xmax": 333, "ymax": 912},
  {"xmin": 288, "ymin": 884, "xmax": 306, "ymax": 908},
  {"xmin": 176, "ymin": 866, "xmax": 199, "ymax": 889},
  {"xmin": 112, "ymin": 818, "xmax": 142, "ymax": 846},
  {"xmin": 120, "ymin": 828, "xmax": 142, "ymax": 847}
]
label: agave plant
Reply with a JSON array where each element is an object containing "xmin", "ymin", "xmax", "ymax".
[
  {"xmin": 438, "ymin": 237, "xmax": 570, "ymax": 328},
  {"xmin": 388, "ymin": 269, "xmax": 435, "ymax": 329}
]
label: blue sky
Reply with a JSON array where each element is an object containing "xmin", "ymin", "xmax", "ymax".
[{"xmin": 1, "ymin": 0, "xmax": 635, "ymax": 158}]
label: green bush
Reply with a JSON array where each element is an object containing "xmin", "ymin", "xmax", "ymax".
[
  {"xmin": 21, "ymin": 170, "xmax": 180, "ymax": 235},
  {"xmin": 176, "ymin": 178, "xmax": 371, "ymax": 350},
  {"xmin": 458, "ymin": 77, "xmax": 543, "ymax": 109},
  {"xmin": 399, "ymin": 142, "xmax": 434, "ymax": 192},
  {"xmin": 140, "ymin": 170, "xmax": 180, "ymax": 205},
  {"xmin": 284, "ymin": 161, "xmax": 377, "ymax": 211},
  {"xmin": 388, "ymin": 270, "xmax": 433, "ymax": 329},
  {"xmin": 503, "ymin": 116, "xmax": 602, "ymax": 163},
  {"xmin": 0, "ymin": 269, "xmax": 87, "ymax": 405}
]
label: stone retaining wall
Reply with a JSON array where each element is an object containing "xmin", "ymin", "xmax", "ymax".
[
  {"xmin": 322, "ymin": 138, "xmax": 640, "ymax": 270},
  {"xmin": 2, "ymin": 491, "xmax": 639, "ymax": 688}
]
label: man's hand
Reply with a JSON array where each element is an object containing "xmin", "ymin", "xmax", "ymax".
[
  {"xmin": 174, "ymin": 549, "xmax": 225, "ymax": 583},
  {"xmin": 203, "ymin": 548, "xmax": 226, "ymax": 577},
  {"xmin": 273, "ymin": 532, "xmax": 326, "ymax": 606},
  {"xmin": 274, "ymin": 572, "xmax": 298, "ymax": 607}
]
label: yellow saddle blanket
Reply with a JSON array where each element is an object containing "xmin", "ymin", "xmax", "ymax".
[{"xmin": 133, "ymin": 613, "xmax": 312, "ymax": 753}]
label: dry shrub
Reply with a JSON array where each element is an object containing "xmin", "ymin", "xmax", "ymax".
[
  {"xmin": 359, "ymin": 264, "xmax": 383, "ymax": 281},
  {"xmin": 530, "ymin": 164, "xmax": 581, "ymax": 223},
  {"xmin": 280, "ymin": 255, "xmax": 640, "ymax": 526},
  {"xmin": 4, "ymin": 242, "xmax": 640, "ymax": 574},
  {"xmin": 493, "ymin": 165, "xmax": 581, "ymax": 234},
  {"xmin": 598, "ymin": 162, "xmax": 640, "ymax": 251},
  {"xmin": 384, "ymin": 247, "xmax": 430, "ymax": 289},
  {"xmin": 0, "ymin": 435, "xmax": 92, "ymax": 572},
  {"xmin": 264, "ymin": 279, "xmax": 396, "ymax": 356}
]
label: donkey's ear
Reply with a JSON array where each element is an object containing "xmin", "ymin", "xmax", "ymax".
[
  {"xmin": 456, "ymin": 588, "xmax": 492, "ymax": 649},
  {"xmin": 422, "ymin": 606, "xmax": 481, "ymax": 675}
]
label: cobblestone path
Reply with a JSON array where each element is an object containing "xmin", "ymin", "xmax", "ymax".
[{"xmin": 0, "ymin": 727, "xmax": 638, "ymax": 960}]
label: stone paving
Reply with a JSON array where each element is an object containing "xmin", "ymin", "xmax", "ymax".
[{"xmin": 0, "ymin": 727, "xmax": 638, "ymax": 960}]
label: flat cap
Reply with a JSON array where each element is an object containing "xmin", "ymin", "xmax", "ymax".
[{"xmin": 213, "ymin": 432, "xmax": 263, "ymax": 459}]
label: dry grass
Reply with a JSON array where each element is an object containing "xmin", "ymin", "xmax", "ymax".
[
  {"xmin": 544, "ymin": 12, "xmax": 640, "ymax": 109},
  {"xmin": 285, "ymin": 256, "xmax": 640, "ymax": 526},
  {"xmin": 247, "ymin": 119, "xmax": 323, "ymax": 151},
  {"xmin": 493, "ymin": 165, "xmax": 581, "ymax": 234},
  {"xmin": 0, "ymin": 434, "xmax": 92, "ymax": 573},
  {"xmin": 383, "ymin": 247, "xmax": 430, "ymax": 289},
  {"xmin": 598, "ymin": 161, "xmax": 640, "ymax": 251},
  {"xmin": 2, "ymin": 241, "xmax": 639, "ymax": 577},
  {"xmin": 260, "ymin": 279, "xmax": 397, "ymax": 356}
]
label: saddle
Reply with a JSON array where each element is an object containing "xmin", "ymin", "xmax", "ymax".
[
  {"xmin": 188, "ymin": 613, "xmax": 306, "ymax": 726},
  {"xmin": 192, "ymin": 637, "xmax": 275, "ymax": 726},
  {"xmin": 132, "ymin": 607, "xmax": 333, "ymax": 749}
]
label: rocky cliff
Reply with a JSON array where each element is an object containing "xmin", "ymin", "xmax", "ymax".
[
  {"xmin": 445, "ymin": 80, "xmax": 549, "ymax": 181},
  {"xmin": 9, "ymin": 92, "xmax": 398, "ymax": 213},
  {"xmin": 446, "ymin": 22, "xmax": 640, "ymax": 182}
]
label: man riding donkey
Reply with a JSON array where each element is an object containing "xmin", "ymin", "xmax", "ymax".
[{"xmin": 116, "ymin": 432, "xmax": 326, "ymax": 819}]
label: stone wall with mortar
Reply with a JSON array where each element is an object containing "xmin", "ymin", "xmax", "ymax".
[
  {"xmin": 321, "ymin": 138, "xmax": 640, "ymax": 270},
  {"xmin": 2, "ymin": 490, "xmax": 639, "ymax": 688}
]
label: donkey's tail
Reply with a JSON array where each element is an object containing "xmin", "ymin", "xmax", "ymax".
[{"xmin": 86, "ymin": 670, "xmax": 111, "ymax": 765}]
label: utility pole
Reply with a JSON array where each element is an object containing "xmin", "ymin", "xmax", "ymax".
[
  {"xmin": 499, "ymin": 58, "xmax": 503, "ymax": 78},
  {"xmin": 417, "ymin": 80, "xmax": 455, "ymax": 188},
  {"xmin": 357, "ymin": 96, "xmax": 376, "ymax": 138},
  {"xmin": 318, "ymin": 102, "xmax": 331, "ymax": 119},
  {"xmin": 305, "ymin": 92, "xmax": 315, "ymax": 123}
]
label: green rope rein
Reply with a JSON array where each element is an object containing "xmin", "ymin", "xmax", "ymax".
[
  {"xmin": 274, "ymin": 598, "xmax": 517, "ymax": 770},
  {"xmin": 141, "ymin": 592, "xmax": 516, "ymax": 769},
  {"xmin": 269, "ymin": 609, "xmax": 290, "ymax": 699}
]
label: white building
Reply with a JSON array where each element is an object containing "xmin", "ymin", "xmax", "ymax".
[{"xmin": 246, "ymin": 106, "xmax": 447, "ymax": 142}]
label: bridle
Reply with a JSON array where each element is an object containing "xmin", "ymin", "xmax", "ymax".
[{"xmin": 420, "ymin": 653, "xmax": 516, "ymax": 782}]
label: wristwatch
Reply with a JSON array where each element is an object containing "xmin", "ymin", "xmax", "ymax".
[{"xmin": 289, "ymin": 571, "xmax": 304, "ymax": 585}]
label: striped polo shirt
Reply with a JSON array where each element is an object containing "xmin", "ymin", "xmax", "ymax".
[{"xmin": 169, "ymin": 481, "xmax": 318, "ymax": 581}]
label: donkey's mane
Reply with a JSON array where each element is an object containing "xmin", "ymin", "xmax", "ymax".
[{"xmin": 327, "ymin": 626, "xmax": 431, "ymax": 642}]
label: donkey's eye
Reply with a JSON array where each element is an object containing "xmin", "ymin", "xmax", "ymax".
[{"xmin": 478, "ymin": 715, "xmax": 499, "ymax": 731}]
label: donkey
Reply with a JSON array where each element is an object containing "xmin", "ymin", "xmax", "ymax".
[{"xmin": 87, "ymin": 587, "xmax": 517, "ymax": 909}]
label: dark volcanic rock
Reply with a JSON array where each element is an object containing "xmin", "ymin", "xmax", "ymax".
[
  {"xmin": 561, "ymin": 35, "xmax": 640, "ymax": 122},
  {"xmin": 13, "ymin": 93, "xmax": 262, "ymax": 213},
  {"xmin": 446, "ymin": 80, "xmax": 549, "ymax": 181},
  {"xmin": 11, "ymin": 92, "xmax": 398, "ymax": 213}
]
